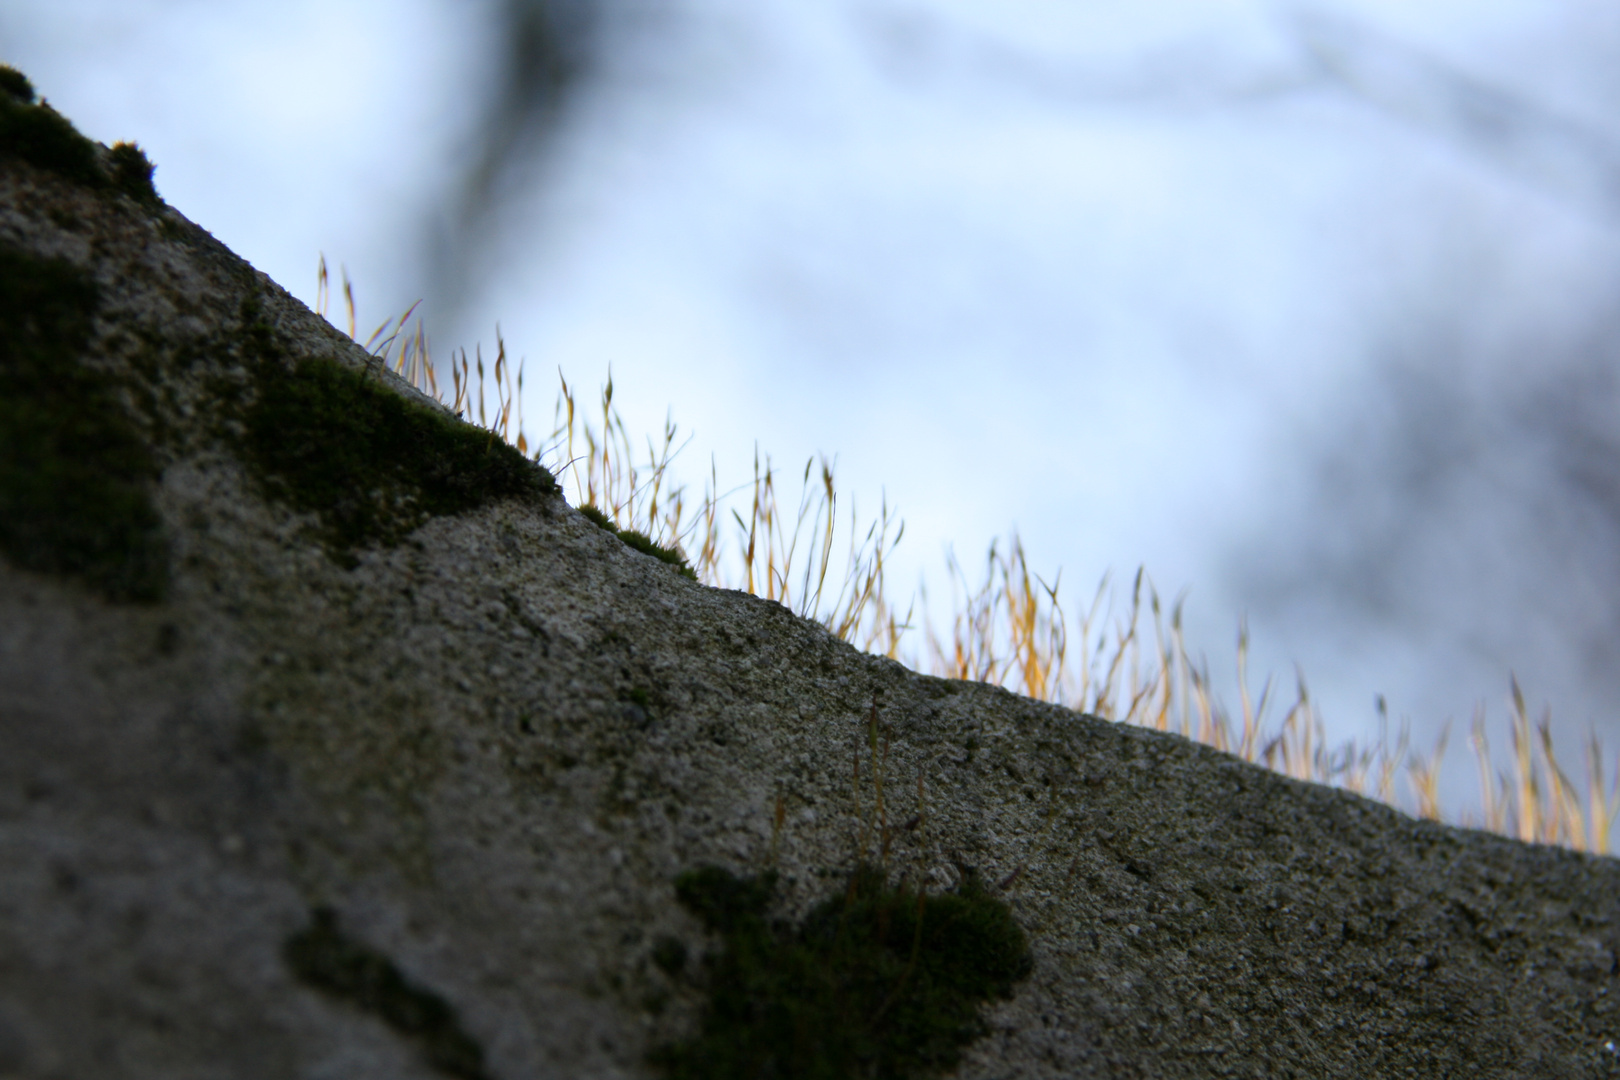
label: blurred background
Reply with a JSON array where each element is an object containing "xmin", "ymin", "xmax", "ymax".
[{"xmin": 7, "ymin": 0, "xmax": 1620, "ymax": 822}]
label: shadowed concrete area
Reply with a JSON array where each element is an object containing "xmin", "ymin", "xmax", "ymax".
[{"xmin": 1, "ymin": 89, "xmax": 1619, "ymax": 1080}]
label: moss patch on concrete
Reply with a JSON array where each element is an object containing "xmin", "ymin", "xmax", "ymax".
[
  {"xmin": 0, "ymin": 243, "xmax": 167, "ymax": 602},
  {"xmin": 653, "ymin": 864, "xmax": 1031, "ymax": 1080},
  {"xmin": 283, "ymin": 907, "xmax": 489, "ymax": 1080},
  {"xmin": 578, "ymin": 504, "xmax": 697, "ymax": 580},
  {"xmin": 0, "ymin": 64, "xmax": 159, "ymax": 206},
  {"xmin": 232, "ymin": 301, "xmax": 556, "ymax": 566}
]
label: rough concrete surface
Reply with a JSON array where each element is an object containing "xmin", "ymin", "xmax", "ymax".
[{"xmin": 2, "ymin": 100, "xmax": 1619, "ymax": 1080}]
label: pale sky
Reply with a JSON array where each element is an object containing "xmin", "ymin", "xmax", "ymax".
[{"xmin": 8, "ymin": 0, "xmax": 1620, "ymax": 822}]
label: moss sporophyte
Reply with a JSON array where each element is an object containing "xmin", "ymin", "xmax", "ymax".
[{"xmin": 654, "ymin": 864, "xmax": 1031, "ymax": 1080}]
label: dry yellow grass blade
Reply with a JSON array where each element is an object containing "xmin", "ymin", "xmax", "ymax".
[
  {"xmin": 315, "ymin": 254, "xmax": 330, "ymax": 320},
  {"xmin": 1588, "ymin": 731, "xmax": 1618, "ymax": 854}
]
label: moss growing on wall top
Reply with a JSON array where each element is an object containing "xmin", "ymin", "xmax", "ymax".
[
  {"xmin": 0, "ymin": 243, "xmax": 168, "ymax": 602},
  {"xmin": 654, "ymin": 864, "xmax": 1031, "ymax": 1080},
  {"xmin": 0, "ymin": 67, "xmax": 34, "ymax": 105},
  {"xmin": 577, "ymin": 503, "xmax": 697, "ymax": 579},
  {"xmin": 233, "ymin": 302, "xmax": 557, "ymax": 566},
  {"xmin": 0, "ymin": 63, "xmax": 158, "ymax": 206}
]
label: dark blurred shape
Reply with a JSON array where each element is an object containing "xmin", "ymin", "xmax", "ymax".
[
  {"xmin": 1250, "ymin": 10, "xmax": 1620, "ymax": 730},
  {"xmin": 855, "ymin": 3, "xmax": 1318, "ymax": 108},
  {"xmin": 424, "ymin": 0, "xmax": 604, "ymax": 323},
  {"xmin": 1238, "ymin": 287, "xmax": 1620, "ymax": 737},
  {"xmin": 1290, "ymin": 8, "xmax": 1620, "ymax": 220}
]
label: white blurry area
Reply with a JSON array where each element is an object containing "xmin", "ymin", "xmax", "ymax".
[
  {"xmin": 7, "ymin": 1, "xmax": 1620, "ymax": 822},
  {"xmin": 0, "ymin": 0, "xmax": 491, "ymax": 326}
]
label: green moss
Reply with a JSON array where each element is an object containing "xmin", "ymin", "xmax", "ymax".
[
  {"xmin": 283, "ymin": 907, "xmax": 490, "ymax": 1080},
  {"xmin": 651, "ymin": 935, "xmax": 689, "ymax": 976},
  {"xmin": 653, "ymin": 864, "xmax": 1031, "ymax": 1080},
  {"xmin": 233, "ymin": 302, "xmax": 556, "ymax": 566},
  {"xmin": 577, "ymin": 503, "xmax": 697, "ymax": 580},
  {"xmin": 0, "ymin": 243, "xmax": 167, "ymax": 602},
  {"xmin": 0, "ymin": 66, "xmax": 35, "ymax": 105},
  {"xmin": 106, "ymin": 140, "xmax": 159, "ymax": 205},
  {"xmin": 578, "ymin": 503, "xmax": 616, "ymax": 532},
  {"xmin": 0, "ymin": 64, "xmax": 159, "ymax": 205}
]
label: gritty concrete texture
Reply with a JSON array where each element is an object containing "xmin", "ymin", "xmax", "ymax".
[{"xmin": 2, "ymin": 104, "xmax": 1619, "ymax": 1080}]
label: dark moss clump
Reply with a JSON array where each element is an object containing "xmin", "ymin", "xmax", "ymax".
[
  {"xmin": 106, "ymin": 140, "xmax": 159, "ymax": 204},
  {"xmin": 0, "ymin": 243, "xmax": 167, "ymax": 602},
  {"xmin": 283, "ymin": 907, "xmax": 489, "ymax": 1080},
  {"xmin": 653, "ymin": 864, "xmax": 1031, "ymax": 1080},
  {"xmin": 0, "ymin": 64, "xmax": 159, "ymax": 205},
  {"xmin": 578, "ymin": 503, "xmax": 616, "ymax": 532},
  {"xmin": 0, "ymin": 67, "xmax": 34, "ymax": 105},
  {"xmin": 578, "ymin": 503, "xmax": 697, "ymax": 580},
  {"xmin": 236, "ymin": 307, "xmax": 556, "ymax": 565},
  {"xmin": 651, "ymin": 934, "xmax": 689, "ymax": 976}
]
